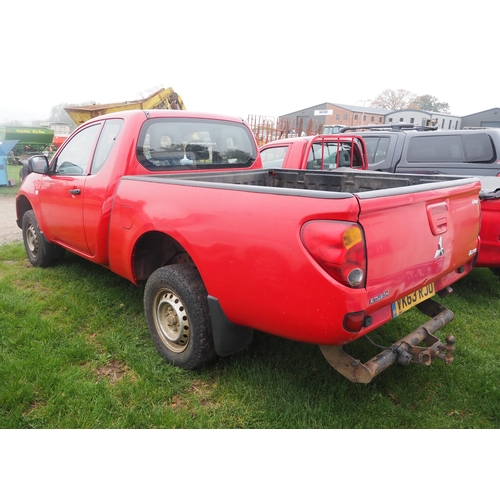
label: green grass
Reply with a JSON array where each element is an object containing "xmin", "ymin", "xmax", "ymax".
[
  {"xmin": 0, "ymin": 164, "xmax": 21, "ymax": 196},
  {"xmin": 1, "ymin": 242, "xmax": 499, "ymax": 428}
]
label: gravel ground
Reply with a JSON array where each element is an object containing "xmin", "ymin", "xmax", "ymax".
[{"xmin": 0, "ymin": 196, "xmax": 22, "ymax": 245}]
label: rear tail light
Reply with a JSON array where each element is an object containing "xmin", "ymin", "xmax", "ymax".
[{"xmin": 301, "ymin": 221, "xmax": 367, "ymax": 288}]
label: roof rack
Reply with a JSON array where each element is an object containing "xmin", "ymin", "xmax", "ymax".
[{"xmin": 338, "ymin": 123, "xmax": 439, "ymax": 133}]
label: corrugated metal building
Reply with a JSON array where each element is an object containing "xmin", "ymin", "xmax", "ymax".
[{"xmin": 461, "ymin": 108, "xmax": 500, "ymax": 129}]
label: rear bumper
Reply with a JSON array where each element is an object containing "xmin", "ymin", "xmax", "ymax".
[{"xmin": 320, "ymin": 298, "xmax": 456, "ymax": 383}]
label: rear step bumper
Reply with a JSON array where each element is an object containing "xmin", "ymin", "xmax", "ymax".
[{"xmin": 320, "ymin": 298, "xmax": 456, "ymax": 383}]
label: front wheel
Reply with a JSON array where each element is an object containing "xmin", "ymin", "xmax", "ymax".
[
  {"xmin": 22, "ymin": 210, "xmax": 65, "ymax": 267},
  {"xmin": 144, "ymin": 264, "xmax": 217, "ymax": 370}
]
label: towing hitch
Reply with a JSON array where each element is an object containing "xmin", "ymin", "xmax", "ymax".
[{"xmin": 320, "ymin": 298, "xmax": 456, "ymax": 383}]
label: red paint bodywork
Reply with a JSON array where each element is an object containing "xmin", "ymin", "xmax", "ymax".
[
  {"xmin": 104, "ymin": 173, "xmax": 480, "ymax": 345},
  {"xmin": 16, "ymin": 110, "xmax": 482, "ymax": 347},
  {"xmin": 475, "ymin": 197, "xmax": 500, "ymax": 268},
  {"xmin": 259, "ymin": 134, "xmax": 369, "ymax": 170}
]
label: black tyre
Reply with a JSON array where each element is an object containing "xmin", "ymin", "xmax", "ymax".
[
  {"xmin": 144, "ymin": 264, "xmax": 217, "ymax": 370},
  {"xmin": 22, "ymin": 210, "xmax": 65, "ymax": 267}
]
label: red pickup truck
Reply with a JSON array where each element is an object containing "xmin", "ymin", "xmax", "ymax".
[
  {"xmin": 259, "ymin": 134, "xmax": 368, "ymax": 170},
  {"xmin": 16, "ymin": 110, "xmax": 481, "ymax": 383}
]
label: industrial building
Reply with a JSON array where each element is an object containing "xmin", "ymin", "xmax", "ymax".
[
  {"xmin": 277, "ymin": 103, "xmax": 390, "ymax": 135},
  {"xmin": 461, "ymin": 108, "xmax": 500, "ymax": 129},
  {"xmin": 278, "ymin": 104, "xmax": 500, "ymax": 132},
  {"xmin": 384, "ymin": 109, "xmax": 462, "ymax": 130}
]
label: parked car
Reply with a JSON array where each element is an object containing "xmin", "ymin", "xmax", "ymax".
[
  {"xmin": 259, "ymin": 134, "xmax": 368, "ymax": 170},
  {"xmin": 339, "ymin": 123, "xmax": 500, "ymax": 176}
]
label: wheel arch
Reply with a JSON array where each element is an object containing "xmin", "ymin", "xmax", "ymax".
[
  {"xmin": 16, "ymin": 195, "xmax": 33, "ymax": 229},
  {"xmin": 132, "ymin": 230, "xmax": 196, "ymax": 283},
  {"xmin": 136, "ymin": 231, "xmax": 254, "ymax": 359}
]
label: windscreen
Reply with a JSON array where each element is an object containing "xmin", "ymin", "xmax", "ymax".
[{"xmin": 136, "ymin": 118, "xmax": 257, "ymax": 171}]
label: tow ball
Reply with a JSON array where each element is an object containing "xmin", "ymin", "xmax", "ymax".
[{"xmin": 320, "ymin": 298, "xmax": 457, "ymax": 384}]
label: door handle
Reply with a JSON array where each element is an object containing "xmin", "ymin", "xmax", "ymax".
[
  {"xmin": 426, "ymin": 201, "xmax": 448, "ymax": 235},
  {"xmin": 69, "ymin": 189, "xmax": 81, "ymax": 195}
]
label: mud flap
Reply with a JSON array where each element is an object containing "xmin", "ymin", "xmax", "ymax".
[
  {"xmin": 320, "ymin": 298, "xmax": 456, "ymax": 383},
  {"xmin": 208, "ymin": 296, "xmax": 254, "ymax": 357}
]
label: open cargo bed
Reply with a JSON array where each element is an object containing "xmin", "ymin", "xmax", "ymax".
[{"xmin": 131, "ymin": 167, "xmax": 479, "ymax": 197}]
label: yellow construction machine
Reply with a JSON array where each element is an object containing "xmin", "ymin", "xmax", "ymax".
[{"xmin": 64, "ymin": 87, "xmax": 186, "ymax": 126}]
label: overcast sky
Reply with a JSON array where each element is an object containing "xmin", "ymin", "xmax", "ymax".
[{"xmin": 2, "ymin": 0, "xmax": 497, "ymax": 124}]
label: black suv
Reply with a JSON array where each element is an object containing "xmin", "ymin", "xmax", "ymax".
[{"xmin": 339, "ymin": 124, "xmax": 500, "ymax": 177}]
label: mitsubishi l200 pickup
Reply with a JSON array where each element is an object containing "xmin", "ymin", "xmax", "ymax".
[{"xmin": 16, "ymin": 110, "xmax": 481, "ymax": 383}]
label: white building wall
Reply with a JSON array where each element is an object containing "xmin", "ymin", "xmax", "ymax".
[{"xmin": 385, "ymin": 110, "xmax": 462, "ymax": 129}]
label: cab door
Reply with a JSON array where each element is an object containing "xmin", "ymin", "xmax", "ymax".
[{"xmin": 38, "ymin": 123, "xmax": 102, "ymax": 254}]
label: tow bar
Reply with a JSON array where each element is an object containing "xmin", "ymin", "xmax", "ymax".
[{"xmin": 320, "ymin": 298, "xmax": 456, "ymax": 383}]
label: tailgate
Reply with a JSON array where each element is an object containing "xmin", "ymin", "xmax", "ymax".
[{"xmin": 357, "ymin": 179, "xmax": 481, "ymax": 312}]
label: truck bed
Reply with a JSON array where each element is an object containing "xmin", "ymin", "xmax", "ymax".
[{"xmin": 128, "ymin": 168, "xmax": 479, "ymax": 197}]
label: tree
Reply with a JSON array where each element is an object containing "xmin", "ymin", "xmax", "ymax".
[
  {"xmin": 410, "ymin": 94, "xmax": 450, "ymax": 113},
  {"xmin": 371, "ymin": 89, "xmax": 417, "ymax": 110},
  {"xmin": 48, "ymin": 103, "xmax": 84, "ymax": 129}
]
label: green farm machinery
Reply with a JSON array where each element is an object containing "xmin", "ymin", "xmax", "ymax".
[{"xmin": 0, "ymin": 125, "xmax": 54, "ymax": 160}]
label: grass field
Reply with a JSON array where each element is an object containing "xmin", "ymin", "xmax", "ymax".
[
  {"xmin": 1, "ymin": 238, "xmax": 499, "ymax": 429},
  {"xmin": 0, "ymin": 164, "xmax": 21, "ymax": 196}
]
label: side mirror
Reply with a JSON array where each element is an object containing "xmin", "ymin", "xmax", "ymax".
[{"xmin": 28, "ymin": 155, "xmax": 49, "ymax": 174}]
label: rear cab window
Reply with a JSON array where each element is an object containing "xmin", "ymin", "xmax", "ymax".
[
  {"xmin": 136, "ymin": 118, "xmax": 257, "ymax": 171},
  {"xmin": 307, "ymin": 140, "xmax": 363, "ymax": 170}
]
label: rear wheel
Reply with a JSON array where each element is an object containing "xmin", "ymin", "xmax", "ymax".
[
  {"xmin": 144, "ymin": 264, "xmax": 217, "ymax": 370},
  {"xmin": 22, "ymin": 210, "xmax": 65, "ymax": 267}
]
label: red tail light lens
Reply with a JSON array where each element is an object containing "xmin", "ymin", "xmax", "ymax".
[{"xmin": 301, "ymin": 221, "xmax": 367, "ymax": 288}]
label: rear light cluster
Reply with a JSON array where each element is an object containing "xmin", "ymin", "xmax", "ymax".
[{"xmin": 301, "ymin": 221, "xmax": 367, "ymax": 288}]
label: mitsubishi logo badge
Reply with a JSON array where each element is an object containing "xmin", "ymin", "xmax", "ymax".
[{"xmin": 434, "ymin": 236, "xmax": 445, "ymax": 258}]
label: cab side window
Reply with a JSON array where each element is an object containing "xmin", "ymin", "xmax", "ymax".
[
  {"xmin": 91, "ymin": 119, "xmax": 124, "ymax": 174},
  {"xmin": 364, "ymin": 137, "xmax": 390, "ymax": 164},
  {"xmin": 261, "ymin": 146, "xmax": 288, "ymax": 169},
  {"xmin": 54, "ymin": 124, "xmax": 101, "ymax": 175},
  {"xmin": 306, "ymin": 143, "xmax": 323, "ymax": 169}
]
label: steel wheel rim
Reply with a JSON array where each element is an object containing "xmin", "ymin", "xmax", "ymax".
[
  {"xmin": 26, "ymin": 223, "xmax": 38, "ymax": 256},
  {"xmin": 153, "ymin": 287, "xmax": 190, "ymax": 353}
]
